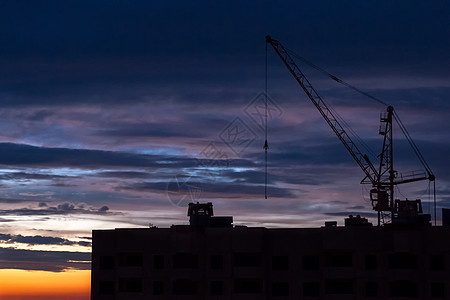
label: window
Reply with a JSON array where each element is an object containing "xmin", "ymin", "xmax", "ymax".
[
  {"xmin": 119, "ymin": 278, "xmax": 142, "ymax": 293},
  {"xmin": 234, "ymin": 278, "xmax": 262, "ymax": 294},
  {"xmin": 389, "ymin": 280, "xmax": 418, "ymax": 297},
  {"xmin": 99, "ymin": 281, "xmax": 114, "ymax": 295},
  {"xmin": 173, "ymin": 252, "xmax": 198, "ymax": 269},
  {"xmin": 303, "ymin": 255, "xmax": 320, "ymax": 270},
  {"xmin": 234, "ymin": 253, "xmax": 261, "ymax": 267},
  {"xmin": 272, "ymin": 282, "xmax": 289, "ymax": 296},
  {"xmin": 211, "ymin": 281, "xmax": 223, "ymax": 296},
  {"xmin": 153, "ymin": 281, "xmax": 164, "ymax": 295},
  {"xmin": 210, "ymin": 255, "xmax": 223, "ymax": 269},
  {"xmin": 303, "ymin": 282, "xmax": 320, "ymax": 297},
  {"xmin": 430, "ymin": 282, "xmax": 445, "ymax": 298},
  {"xmin": 388, "ymin": 252, "xmax": 417, "ymax": 269},
  {"xmin": 272, "ymin": 256, "xmax": 289, "ymax": 270},
  {"xmin": 365, "ymin": 282, "xmax": 378, "ymax": 297},
  {"xmin": 326, "ymin": 279, "xmax": 353, "ymax": 294},
  {"xmin": 365, "ymin": 254, "xmax": 377, "ymax": 270},
  {"xmin": 326, "ymin": 252, "xmax": 352, "ymax": 268},
  {"xmin": 99, "ymin": 255, "xmax": 115, "ymax": 269},
  {"xmin": 154, "ymin": 255, "xmax": 164, "ymax": 269},
  {"xmin": 119, "ymin": 253, "xmax": 143, "ymax": 267},
  {"xmin": 430, "ymin": 255, "xmax": 445, "ymax": 271},
  {"xmin": 173, "ymin": 279, "xmax": 198, "ymax": 295}
]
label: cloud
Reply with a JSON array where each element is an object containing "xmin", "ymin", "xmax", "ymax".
[
  {"xmin": 0, "ymin": 202, "xmax": 112, "ymax": 217},
  {"xmin": 0, "ymin": 248, "xmax": 90, "ymax": 272},
  {"xmin": 0, "ymin": 143, "xmax": 214, "ymax": 171},
  {"xmin": 0, "ymin": 172, "xmax": 73, "ymax": 181},
  {"xmin": 0, "ymin": 143, "xmax": 199, "ymax": 170},
  {"xmin": 96, "ymin": 171, "xmax": 153, "ymax": 179},
  {"xmin": 0, "ymin": 197, "xmax": 37, "ymax": 203},
  {"xmin": 123, "ymin": 180, "xmax": 293, "ymax": 199},
  {"xmin": 0, "ymin": 234, "xmax": 91, "ymax": 247}
]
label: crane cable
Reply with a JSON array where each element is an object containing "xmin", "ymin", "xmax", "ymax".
[
  {"xmin": 285, "ymin": 47, "xmax": 435, "ymax": 177},
  {"xmin": 285, "ymin": 48, "xmax": 389, "ymax": 107},
  {"xmin": 286, "ymin": 48, "xmax": 380, "ymax": 161},
  {"xmin": 264, "ymin": 41, "xmax": 269, "ymax": 199},
  {"xmin": 393, "ymin": 112, "xmax": 434, "ymax": 177}
]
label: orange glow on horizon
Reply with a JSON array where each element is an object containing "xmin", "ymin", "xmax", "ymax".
[{"xmin": 0, "ymin": 269, "xmax": 90, "ymax": 300}]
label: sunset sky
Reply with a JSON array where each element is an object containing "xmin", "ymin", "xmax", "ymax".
[{"xmin": 0, "ymin": 1, "xmax": 449, "ymax": 299}]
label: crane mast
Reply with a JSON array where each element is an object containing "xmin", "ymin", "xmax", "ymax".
[{"xmin": 266, "ymin": 35, "xmax": 434, "ymax": 225}]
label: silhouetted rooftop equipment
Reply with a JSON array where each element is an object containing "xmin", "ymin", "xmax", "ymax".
[
  {"xmin": 392, "ymin": 199, "xmax": 431, "ymax": 226},
  {"xmin": 442, "ymin": 208, "xmax": 450, "ymax": 226},
  {"xmin": 345, "ymin": 215, "xmax": 372, "ymax": 227},
  {"xmin": 324, "ymin": 221, "xmax": 337, "ymax": 227},
  {"xmin": 188, "ymin": 202, "xmax": 232, "ymax": 228}
]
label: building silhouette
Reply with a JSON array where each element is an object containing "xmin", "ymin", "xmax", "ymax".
[{"xmin": 91, "ymin": 203, "xmax": 450, "ymax": 299}]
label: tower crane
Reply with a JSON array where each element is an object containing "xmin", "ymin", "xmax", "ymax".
[{"xmin": 266, "ymin": 36, "xmax": 435, "ymax": 226}]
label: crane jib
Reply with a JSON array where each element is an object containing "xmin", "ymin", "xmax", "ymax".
[{"xmin": 265, "ymin": 35, "xmax": 435, "ymax": 226}]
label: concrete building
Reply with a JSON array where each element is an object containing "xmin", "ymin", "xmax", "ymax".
[{"xmin": 91, "ymin": 203, "xmax": 450, "ymax": 299}]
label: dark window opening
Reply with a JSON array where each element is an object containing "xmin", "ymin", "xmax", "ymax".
[
  {"xmin": 119, "ymin": 278, "xmax": 142, "ymax": 293},
  {"xmin": 153, "ymin": 281, "xmax": 164, "ymax": 295},
  {"xmin": 365, "ymin": 254, "xmax": 377, "ymax": 270},
  {"xmin": 119, "ymin": 252, "xmax": 143, "ymax": 267},
  {"xmin": 234, "ymin": 252, "xmax": 261, "ymax": 267},
  {"xmin": 365, "ymin": 282, "xmax": 378, "ymax": 297},
  {"xmin": 388, "ymin": 252, "xmax": 417, "ymax": 269},
  {"xmin": 272, "ymin": 256, "xmax": 289, "ymax": 270},
  {"xmin": 389, "ymin": 280, "xmax": 418, "ymax": 297},
  {"xmin": 303, "ymin": 282, "xmax": 320, "ymax": 297},
  {"xmin": 272, "ymin": 282, "xmax": 289, "ymax": 296},
  {"xmin": 430, "ymin": 255, "xmax": 445, "ymax": 271},
  {"xmin": 210, "ymin": 255, "xmax": 223, "ymax": 269},
  {"xmin": 173, "ymin": 252, "xmax": 198, "ymax": 269},
  {"xmin": 234, "ymin": 278, "xmax": 262, "ymax": 294},
  {"xmin": 431, "ymin": 282, "xmax": 445, "ymax": 298},
  {"xmin": 326, "ymin": 279, "xmax": 353, "ymax": 294},
  {"xmin": 153, "ymin": 255, "xmax": 164, "ymax": 269},
  {"xmin": 99, "ymin": 255, "xmax": 115, "ymax": 270},
  {"xmin": 303, "ymin": 255, "xmax": 320, "ymax": 270},
  {"xmin": 211, "ymin": 281, "xmax": 223, "ymax": 295},
  {"xmin": 326, "ymin": 252, "xmax": 352, "ymax": 268},
  {"xmin": 173, "ymin": 279, "xmax": 198, "ymax": 295},
  {"xmin": 99, "ymin": 281, "xmax": 114, "ymax": 295}
]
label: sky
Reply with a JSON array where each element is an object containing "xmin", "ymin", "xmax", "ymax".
[{"xmin": 0, "ymin": 1, "xmax": 449, "ymax": 299}]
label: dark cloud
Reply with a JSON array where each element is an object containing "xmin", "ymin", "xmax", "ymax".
[
  {"xmin": 0, "ymin": 202, "xmax": 112, "ymax": 216},
  {"xmin": 0, "ymin": 218, "xmax": 14, "ymax": 222},
  {"xmin": 96, "ymin": 171, "xmax": 152, "ymax": 179},
  {"xmin": 0, "ymin": 172, "xmax": 74, "ymax": 180},
  {"xmin": 94, "ymin": 122, "xmax": 209, "ymax": 139},
  {"xmin": 0, "ymin": 143, "xmax": 192, "ymax": 169},
  {"xmin": 219, "ymin": 168, "xmax": 335, "ymax": 186},
  {"xmin": 325, "ymin": 211, "xmax": 378, "ymax": 218},
  {"xmin": 0, "ymin": 234, "xmax": 90, "ymax": 247},
  {"xmin": 348, "ymin": 205, "xmax": 366, "ymax": 210},
  {"xmin": 0, "ymin": 197, "xmax": 37, "ymax": 203},
  {"xmin": 0, "ymin": 247, "xmax": 90, "ymax": 272},
  {"xmin": 123, "ymin": 180, "xmax": 293, "ymax": 199},
  {"xmin": 0, "ymin": 1, "xmax": 447, "ymax": 108}
]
